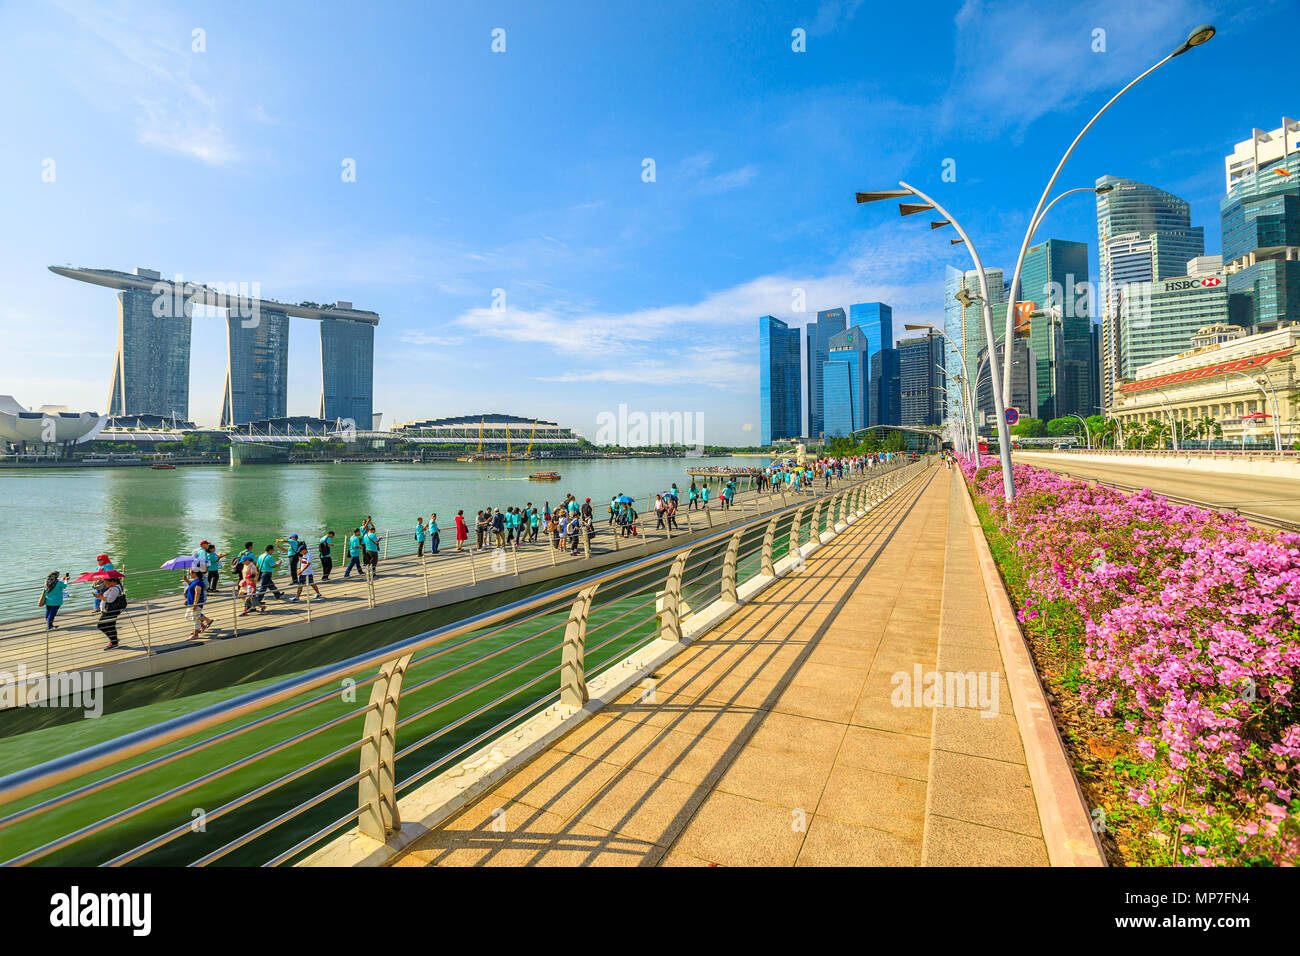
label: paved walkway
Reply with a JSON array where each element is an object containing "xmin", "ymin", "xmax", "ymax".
[
  {"xmin": 390, "ymin": 466, "xmax": 1049, "ymax": 867},
  {"xmin": 0, "ymin": 479, "xmax": 849, "ymax": 681}
]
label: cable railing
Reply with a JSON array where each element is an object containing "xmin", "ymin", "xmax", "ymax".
[{"xmin": 0, "ymin": 456, "xmax": 929, "ymax": 867}]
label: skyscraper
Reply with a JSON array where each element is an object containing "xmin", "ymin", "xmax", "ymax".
[
  {"xmin": 1095, "ymin": 175, "xmax": 1204, "ymax": 410},
  {"xmin": 943, "ymin": 266, "xmax": 1005, "ymax": 425},
  {"xmin": 106, "ymin": 278, "xmax": 192, "ymax": 420},
  {"xmin": 897, "ymin": 333, "xmax": 944, "ymax": 427},
  {"xmin": 221, "ymin": 309, "xmax": 289, "ymax": 426},
  {"xmin": 869, "ymin": 348, "xmax": 901, "ymax": 428},
  {"xmin": 1220, "ymin": 119, "xmax": 1300, "ymax": 332},
  {"xmin": 760, "ymin": 315, "xmax": 802, "ymax": 445},
  {"xmin": 805, "ymin": 308, "xmax": 846, "ymax": 438},
  {"xmin": 1021, "ymin": 239, "xmax": 1092, "ymax": 419},
  {"xmin": 320, "ymin": 317, "xmax": 375, "ymax": 426},
  {"xmin": 822, "ymin": 326, "xmax": 869, "ymax": 437}
]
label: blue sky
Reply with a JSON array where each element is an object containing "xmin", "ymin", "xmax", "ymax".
[{"xmin": 0, "ymin": 0, "xmax": 1293, "ymax": 443}]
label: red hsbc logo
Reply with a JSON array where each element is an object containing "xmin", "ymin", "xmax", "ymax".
[{"xmin": 1201, "ymin": 276, "xmax": 1221, "ymax": 286}]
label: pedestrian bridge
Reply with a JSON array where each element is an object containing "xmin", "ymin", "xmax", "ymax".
[{"xmin": 2, "ymin": 460, "xmax": 1003, "ymax": 866}]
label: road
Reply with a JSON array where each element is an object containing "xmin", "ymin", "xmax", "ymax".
[{"xmin": 1011, "ymin": 453, "xmax": 1300, "ymax": 530}]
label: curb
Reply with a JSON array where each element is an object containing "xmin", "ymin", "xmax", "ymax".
[{"xmin": 958, "ymin": 472, "xmax": 1106, "ymax": 867}]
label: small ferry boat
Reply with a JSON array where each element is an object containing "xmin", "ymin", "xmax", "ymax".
[
  {"xmin": 528, "ymin": 471, "xmax": 561, "ymax": 481},
  {"xmin": 150, "ymin": 463, "xmax": 176, "ymax": 470}
]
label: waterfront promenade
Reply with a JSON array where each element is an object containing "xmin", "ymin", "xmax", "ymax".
[
  {"xmin": 0, "ymin": 479, "xmax": 862, "ymax": 692},
  {"xmin": 383, "ymin": 467, "xmax": 1055, "ymax": 867}
]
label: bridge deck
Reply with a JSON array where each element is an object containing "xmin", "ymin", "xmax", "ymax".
[
  {"xmin": 0, "ymin": 484, "xmax": 813, "ymax": 685},
  {"xmin": 390, "ymin": 467, "xmax": 1049, "ymax": 867}
]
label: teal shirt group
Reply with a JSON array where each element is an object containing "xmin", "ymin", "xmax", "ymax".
[{"xmin": 348, "ymin": 535, "xmax": 362, "ymax": 557}]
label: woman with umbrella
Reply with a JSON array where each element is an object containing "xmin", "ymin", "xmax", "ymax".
[
  {"xmin": 87, "ymin": 569, "xmax": 126, "ymax": 651},
  {"xmin": 90, "ymin": 554, "xmax": 114, "ymax": 610}
]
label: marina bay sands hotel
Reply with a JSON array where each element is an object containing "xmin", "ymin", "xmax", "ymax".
[{"xmin": 49, "ymin": 266, "xmax": 378, "ymax": 427}]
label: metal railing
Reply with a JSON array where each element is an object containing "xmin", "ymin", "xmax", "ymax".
[
  {"xmin": 1030, "ymin": 447, "xmax": 1299, "ymax": 461},
  {"xmin": 0, "ymin": 457, "xmax": 930, "ymax": 866}
]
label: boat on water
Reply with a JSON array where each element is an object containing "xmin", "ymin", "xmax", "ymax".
[
  {"xmin": 528, "ymin": 471, "xmax": 561, "ymax": 481},
  {"xmin": 151, "ymin": 463, "xmax": 176, "ymax": 470}
]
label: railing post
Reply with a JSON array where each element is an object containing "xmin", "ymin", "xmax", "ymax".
[
  {"xmin": 420, "ymin": 554, "xmax": 429, "ymax": 597},
  {"xmin": 811, "ymin": 500, "xmax": 825, "ymax": 541},
  {"xmin": 143, "ymin": 601, "xmax": 153, "ymax": 655},
  {"xmin": 559, "ymin": 585, "xmax": 598, "ymax": 707},
  {"xmin": 467, "ymin": 546, "xmax": 478, "ymax": 585},
  {"xmin": 365, "ymin": 567, "xmax": 376, "ymax": 608},
  {"xmin": 511, "ymin": 542, "xmax": 520, "ymax": 576},
  {"xmin": 383, "ymin": 529, "xmax": 389, "ymax": 561},
  {"xmin": 720, "ymin": 529, "xmax": 744, "ymax": 604},
  {"xmin": 231, "ymin": 586, "xmax": 239, "ymax": 637},
  {"xmin": 659, "ymin": 550, "xmax": 693, "ymax": 643},
  {"xmin": 760, "ymin": 515, "xmax": 779, "ymax": 577},
  {"xmin": 791, "ymin": 504, "xmax": 808, "ymax": 553},
  {"xmin": 357, "ymin": 653, "xmax": 412, "ymax": 841}
]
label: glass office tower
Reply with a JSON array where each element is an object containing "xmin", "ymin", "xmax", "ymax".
[
  {"xmin": 1095, "ymin": 175, "xmax": 1204, "ymax": 409},
  {"xmin": 1021, "ymin": 239, "xmax": 1092, "ymax": 419},
  {"xmin": 943, "ymin": 266, "xmax": 1006, "ymax": 424},
  {"xmin": 1220, "ymin": 140, "xmax": 1300, "ymax": 331},
  {"xmin": 107, "ymin": 287, "xmax": 192, "ymax": 420},
  {"xmin": 320, "ymin": 318, "xmax": 375, "ymax": 426},
  {"xmin": 805, "ymin": 308, "xmax": 846, "ymax": 439},
  {"xmin": 822, "ymin": 326, "xmax": 869, "ymax": 437},
  {"xmin": 221, "ymin": 308, "xmax": 290, "ymax": 426},
  {"xmin": 760, "ymin": 315, "xmax": 802, "ymax": 445},
  {"xmin": 898, "ymin": 332, "xmax": 944, "ymax": 427}
]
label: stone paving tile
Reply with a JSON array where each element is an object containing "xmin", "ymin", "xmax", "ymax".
[
  {"xmin": 671, "ymin": 790, "xmax": 806, "ymax": 867},
  {"xmin": 816, "ymin": 764, "xmax": 928, "ymax": 840},
  {"xmin": 714, "ymin": 743, "xmax": 835, "ymax": 809},
  {"xmin": 927, "ymin": 740, "xmax": 1043, "ymax": 840},
  {"xmin": 836, "ymin": 725, "xmax": 931, "ymax": 782},
  {"xmin": 931, "ymin": 706, "xmax": 1026, "ymax": 762},
  {"xmin": 797, "ymin": 815, "xmax": 919, "ymax": 866},
  {"xmin": 923, "ymin": 815, "xmax": 1050, "ymax": 867}
]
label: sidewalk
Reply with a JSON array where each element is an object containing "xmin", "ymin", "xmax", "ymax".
[{"xmin": 390, "ymin": 467, "xmax": 1049, "ymax": 866}]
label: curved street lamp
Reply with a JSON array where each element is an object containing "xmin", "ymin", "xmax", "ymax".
[
  {"xmin": 999, "ymin": 24, "xmax": 1217, "ymax": 405},
  {"xmin": 1223, "ymin": 369, "xmax": 1283, "ymax": 452},
  {"xmin": 1147, "ymin": 385, "xmax": 1181, "ymax": 451},
  {"xmin": 857, "ymin": 185, "xmax": 1017, "ymax": 500}
]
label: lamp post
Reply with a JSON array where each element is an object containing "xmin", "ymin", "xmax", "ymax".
[
  {"xmin": 1148, "ymin": 385, "xmax": 1180, "ymax": 451},
  {"xmin": 1224, "ymin": 370, "xmax": 1283, "ymax": 452},
  {"xmin": 999, "ymin": 24, "xmax": 1217, "ymax": 406},
  {"xmin": 908, "ymin": 324, "xmax": 979, "ymax": 466},
  {"xmin": 857, "ymin": 185, "xmax": 1016, "ymax": 501},
  {"xmin": 1065, "ymin": 413, "xmax": 1092, "ymax": 448}
]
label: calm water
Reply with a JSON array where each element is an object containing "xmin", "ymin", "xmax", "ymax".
[{"xmin": 0, "ymin": 456, "xmax": 761, "ymax": 622}]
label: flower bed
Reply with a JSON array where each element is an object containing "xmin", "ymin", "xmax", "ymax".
[{"xmin": 962, "ymin": 458, "xmax": 1299, "ymax": 866}]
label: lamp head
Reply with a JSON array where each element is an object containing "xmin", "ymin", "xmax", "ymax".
[
  {"xmin": 953, "ymin": 288, "xmax": 977, "ymax": 309},
  {"xmin": 1094, "ymin": 184, "xmax": 1115, "ymax": 194},
  {"xmin": 1173, "ymin": 23, "xmax": 1215, "ymax": 56}
]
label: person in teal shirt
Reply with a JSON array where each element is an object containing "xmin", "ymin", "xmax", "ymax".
[
  {"xmin": 42, "ymin": 572, "xmax": 69, "ymax": 630},
  {"xmin": 344, "ymin": 528, "xmax": 363, "ymax": 577},
  {"xmin": 701, "ymin": 485, "xmax": 710, "ymax": 507},
  {"xmin": 415, "ymin": 517, "xmax": 428, "ymax": 558},
  {"xmin": 362, "ymin": 528, "xmax": 380, "ymax": 574},
  {"xmin": 428, "ymin": 513, "xmax": 440, "ymax": 554},
  {"xmin": 255, "ymin": 546, "xmax": 282, "ymax": 600}
]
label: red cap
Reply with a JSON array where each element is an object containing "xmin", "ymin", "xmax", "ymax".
[{"xmin": 96, "ymin": 554, "xmax": 109, "ymax": 563}]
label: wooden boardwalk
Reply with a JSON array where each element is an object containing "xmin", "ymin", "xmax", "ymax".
[{"xmin": 0, "ymin": 478, "xmax": 871, "ymax": 685}]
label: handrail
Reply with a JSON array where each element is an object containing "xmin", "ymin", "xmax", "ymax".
[{"xmin": 0, "ymin": 456, "xmax": 928, "ymax": 866}]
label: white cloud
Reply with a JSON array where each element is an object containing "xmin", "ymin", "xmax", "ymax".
[{"xmin": 699, "ymin": 164, "xmax": 758, "ymax": 193}]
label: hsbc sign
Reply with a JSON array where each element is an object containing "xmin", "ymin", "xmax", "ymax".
[{"xmin": 1162, "ymin": 275, "xmax": 1224, "ymax": 293}]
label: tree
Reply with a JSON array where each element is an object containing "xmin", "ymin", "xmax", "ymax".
[
  {"xmin": 1010, "ymin": 418, "xmax": 1047, "ymax": 438},
  {"xmin": 1046, "ymin": 417, "xmax": 1082, "ymax": 438}
]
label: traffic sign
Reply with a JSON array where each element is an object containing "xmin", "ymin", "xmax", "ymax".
[{"xmin": 1005, "ymin": 406, "xmax": 1020, "ymax": 426}]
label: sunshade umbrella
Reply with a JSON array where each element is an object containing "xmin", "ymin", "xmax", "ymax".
[
  {"xmin": 616, "ymin": 495, "xmax": 635, "ymax": 503},
  {"xmin": 161, "ymin": 556, "xmax": 204, "ymax": 570},
  {"xmin": 74, "ymin": 569, "xmax": 124, "ymax": 582}
]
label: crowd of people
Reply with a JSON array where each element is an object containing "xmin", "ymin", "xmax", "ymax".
[{"xmin": 35, "ymin": 461, "xmax": 908, "ymax": 652}]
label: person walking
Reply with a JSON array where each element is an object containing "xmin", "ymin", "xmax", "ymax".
[
  {"xmin": 201, "ymin": 542, "xmax": 227, "ymax": 592},
  {"xmin": 491, "ymin": 508, "xmax": 506, "ymax": 549},
  {"xmin": 415, "ymin": 516, "xmax": 428, "ymax": 558},
  {"xmin": 91, "ymin": 554, "xmax": 115, "ymax": 610},
  {"xmin": 282, "ymin": 535, "xmax": 304, "ymax": 584},
  {"xmin": 455, "ymin": 510, "xmax": 468, "ymax": 551},
  {"xmin": 95, "ymin": 578, "xmax": 126, "ymax": 650},
  {"xmin": 474, "ymin": 510, "xmax": 488, "ymax": 550},
  {"xmin": 293, "ymin": 545, "xmax": 324, "ymax": 601},
  {"xmin": 185, "ymin": 570, "xmax": 213, "ymax": 639},
  {"xmin": 318, "ymin": 531, "xmax": 335, "ymax": 581},
  {"xmin": 343, "ymin": 529, "xmax": 363, "ymax": 578},
  {"xmin": 362, "ymin": 526, "xmax": 381, "ymax": 575},
  {"xmin": 256, "ymin": 545, "xmax": 283, "ymax": 602},
  {"xmin": 40, "ymin": 572, "xmax": 69, "ymax": 630},
  {"xmin": 429, "ymin": 513, "xmax": 441, "ymax": 555},
  {"xmin": 239, "ymin": 561, "xmax": 263, "ymax": 616}
]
